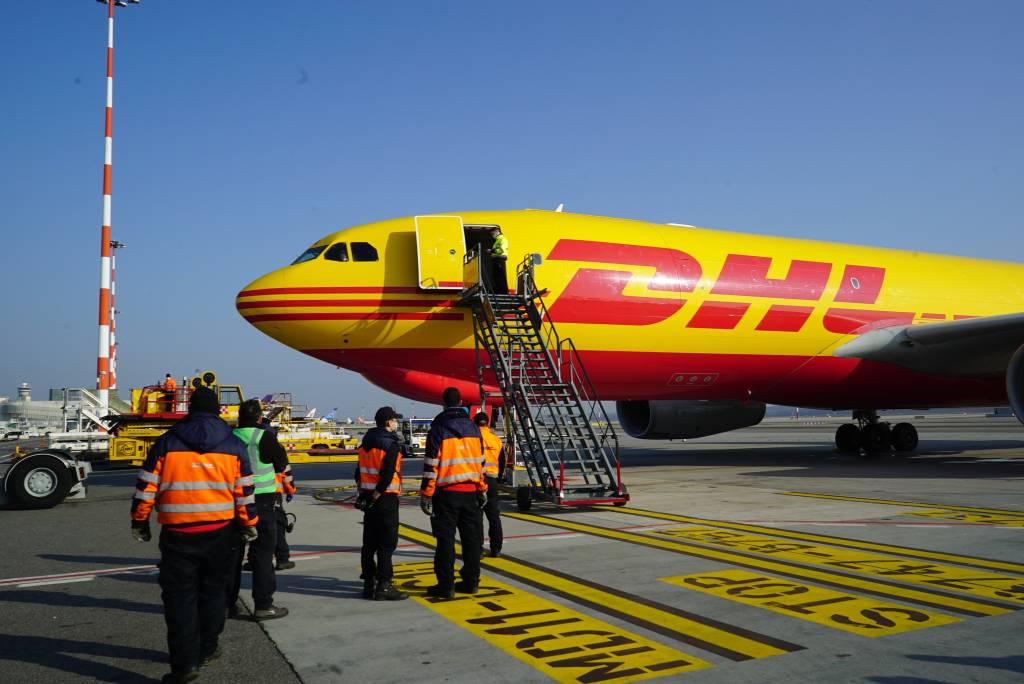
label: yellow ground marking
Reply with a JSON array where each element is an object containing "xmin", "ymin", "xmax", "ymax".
[
  {"xmin": 594, "ymin": 506, "xmax": 1024, "ymax": 575},
  {"xmin": 662, "ymin": 569, "xmax": 960, "ymax": 637},
  {"xmin": 285, "ymin": 452, "xmax": 358, "ymax": 463},
  {"xmin": 392, "ymin": 561, "xmax": 710, "ymax": 682},
  {"xmin": 504, "ymin": 512, "xmax": 1011, "ymax": 617},
  {"xmin": 782, "ymin": 492, "xmax": 1024, "ymax": 516},
  {"xmin": 904, "ymin": 510, "xmax": 1024, "ymax": 528},
  {"xmin": 397, "ymin": 524, "xmax": 799, "ymax": 661},
  {"xmin": 649, "ymin": 527, "xmax": 1024, "ymax": 608}
]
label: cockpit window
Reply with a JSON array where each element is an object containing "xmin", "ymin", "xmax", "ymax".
[
  {"xmin": 324, "ymin": 242, "xmax": 349, "ymax": 262},
  {"xmin": 351, "ymin": 242, "xmax": 378, "ymax": 262},
  {"xmin": 291, "ymin": 245, "xmax": 326, "ymax": 265}
]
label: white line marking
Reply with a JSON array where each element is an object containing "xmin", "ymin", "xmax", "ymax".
[
  {"xmin": 292, "ymin": 555, "xmax": 321, "ymax": 562},
  {"xmin": 18, "ymin": 576, "xmax": 96, "ymax": 588}
]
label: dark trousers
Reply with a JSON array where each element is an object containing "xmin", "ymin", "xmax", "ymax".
[
  {"xmin": 275, "ymin": 501, "xmax": 290, "ymax": 563},
  {"xmin": 483, "ymin": 476, "xmax": 503, "ymax": 552},
  {"xmin": 360, "ymin": 494, "xmax": 399, "ymax": 583},
  {"xmin": 158, "ymin": 524, "xmax": 233, "ymax": 673},
  {"xmin": 432, "ymin": 489, "xmax": 483, "ymax": 588},
  {"xmin": 492, "ymin": 256, "xmax": 508, "ymax": 294},
  {"xmin": 250, "ymin": 496, "xmax": 279, "ymax": 609}
]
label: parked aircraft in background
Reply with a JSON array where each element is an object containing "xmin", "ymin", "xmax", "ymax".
[{"xmin": 237, "ymin": 210, "xmax": 1024, "ymax": 454}]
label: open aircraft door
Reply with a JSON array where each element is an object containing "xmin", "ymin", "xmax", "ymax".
[{"xmin": 414, "ymin": 215, "xmax": 466, "ymax": 290}]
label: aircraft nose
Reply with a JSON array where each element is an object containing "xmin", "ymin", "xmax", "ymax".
[{"xmin": 236, "ymin": 266, "xmax": 295, "ymax": 326}]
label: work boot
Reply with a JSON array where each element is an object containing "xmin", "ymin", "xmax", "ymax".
[
  {"xmin": 241, "ymin": 560, "xmax": 253, "ymax": 571},
  {"xmin": 454, "ymin": 580, "xmax": 479, "ymax": 595},
  {"xmin": 425, "ymin": 584, "xmax": 454, "ymax": 600},
  {"xmin": 275, "ymin": 560, "xmax": 296, "ymax": 571},
  {"xmin": 199, "ymin": 645, "xmax": 222, "ymax": 666},
  {"xmin": 489, "ymin": 547, "xmax": 502, "ymax": 558},
  {"xmin": 374, "ymin": 582, "xmax": 409, "ymax": 601},
  {"xmin": 161, "ymin": 669, "xmax": 199, "ymax": 684},
  {"xmin": 252, "ymin": 605, "xmax": 289, "ymax": 621},
  {"xmin": 362, "ymin": 579, "xmax": 375, "ymax": 599},
  {"xmin": 226, "ymin": 599, "xmax": 246, "ymax": 619}
]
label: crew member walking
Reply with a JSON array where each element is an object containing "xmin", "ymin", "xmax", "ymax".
[
  {"xmin": 473, "ymin": 412, "xmax": 504, "ymax": 557},
  {"xmin": 130, "ymin": 387, "xmax": 258, "ymax": 684},
  {"xmin": 420, "ymin": 387, "xmax": 487, "ymax": 599},
  {"xmin": 228, "ymin": 399, "xmax": 290, "ymax": 621},
  {"xmin": 355, "ymin": 406, "xmax": 409, "ymax": 601}
]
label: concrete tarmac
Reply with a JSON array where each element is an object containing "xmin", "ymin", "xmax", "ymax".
[{"xmin": 1, "ymin": 415, "xmax": 1022, "ymax": 683}]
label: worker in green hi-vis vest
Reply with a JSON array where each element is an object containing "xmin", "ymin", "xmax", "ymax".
[
  {"xmin": 227, "ymin": 399, "xmax": 290, "ymax": 622},
  {"xmin": 487, "ymin": 225, "xmax": 509, "ymax": 294}
]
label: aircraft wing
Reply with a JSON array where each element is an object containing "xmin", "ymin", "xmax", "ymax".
[{"xmin": 833, "ymin": 312, "xmax": 1024, "ymax": 378}]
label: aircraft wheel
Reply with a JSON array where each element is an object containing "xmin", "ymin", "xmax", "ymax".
[
  {"xmin": 835, "ymin": 424, "xmax": 862, "ymax": 453},
  {"xmin": 8, "ymin": 453, "xmax": 72, "ymax": 509},
  {"xmin": 891, "ymin": 423, "xmax": 919, "ymax": 452},
  {"xmin": 516, "ymin": 487, "xmax": 532, "ymax": 512},
  {"xmin": 861, "ymin": 422, "xmax": 892, "ymax": 455}
]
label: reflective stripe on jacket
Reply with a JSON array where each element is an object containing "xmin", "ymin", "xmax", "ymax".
[
  {"xmin": 233, "ymin": 426, "xmax": 277, "ymax": 495},
  {"xmin": 491, "ymin": 233, "xmax": 509, "ymax": 257},
  {"xmin": 131, "ymin": 412, "xmax": 257, "ymax": 529},
  {"xmin": 480, "ymin": 426, "xmax": 502, "ymax": 478},
  {"xmin": 277, "ymin": 464, "xmax": 297, "ymax": 496},
  {"xmin": 358, "ymin": 446, "xmax": 402, "ymax": 494},
  {"xmin": 421, "ymin": 407, "xmax": 485, "ymax": 497}
]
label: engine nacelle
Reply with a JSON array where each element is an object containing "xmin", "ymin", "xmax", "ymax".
[
  {"xmin": 1006, "ymin": 344, "xmax": 1024, "ymax": 428},
  {"xmin": 616, "ymin": 400, "xmax": 766, "ymax": 440}
]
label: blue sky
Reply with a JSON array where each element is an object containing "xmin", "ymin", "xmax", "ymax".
[{"xmin": 2, "ymin": 1, "xmax": 1022, "ymax": 417}]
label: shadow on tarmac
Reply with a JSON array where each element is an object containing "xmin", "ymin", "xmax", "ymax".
[
  {"xmin": 274, "ymin": 573, "xmax": 365, "ymax": 599},
  {"xmin": 38, "ymin": 553, "xmax": 157, "ymax": 566},
  {"xmin": 0, "ymin": 588, "xmax": 162, "ymax": 615},
  {"xmin": 906, "ymin": 654, "xmax": 1024, "ymax": 674},
  {"xmin": 0, "ymin": 633, "xmax": 163, "ymax": 682}
]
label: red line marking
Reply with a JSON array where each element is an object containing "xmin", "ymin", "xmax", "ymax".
[
  {"xmin": 686, "ymin": 301, "xmax": 750, "ymax": 329},
  {"xmin": 756, "ymin": 305, "xmax": 813, "ymax": 332}
]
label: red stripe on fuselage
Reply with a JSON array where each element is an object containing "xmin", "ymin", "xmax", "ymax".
[
  {"xmin": 303, "ymin": 347, "xmax": 1006, "ymax": 409},
  {"xmin": 237, "ymin": 286, "xmax": 423, "ymax": 297},
  {"xmin": 237, "ymin": 298, "xmax": 454, "ymax": 310},
  {"xmin": 243, "ymin": 312, "xmax": 463, "ymax": 323}
]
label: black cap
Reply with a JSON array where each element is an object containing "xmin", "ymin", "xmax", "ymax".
[
  {"xmin": 374, "ymin": 406, "xmax": 402, "ymax": 427},
  {"xmin": 189, "ymin": 387, "xmax": 219, "ymax": 415},
  {"xmin": 473, "ymin": 412, "xmax": 489, "ymax": 426}
]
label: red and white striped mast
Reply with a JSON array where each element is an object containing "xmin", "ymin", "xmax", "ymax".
[{"xmin": 95, "ymin": 0, "xmax": 138, "ymax": 415}]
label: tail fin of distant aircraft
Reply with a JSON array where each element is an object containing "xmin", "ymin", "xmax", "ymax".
[{"xmin": 305, "ymin": 408, "xmax": 317, "ymax": 419}]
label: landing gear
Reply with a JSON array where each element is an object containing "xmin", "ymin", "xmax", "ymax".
[
  {"xmin": 835, "ymin": 423, "xmax": 861, "ymax": 453},
  {"xmin": 833, "ymin": 411, "xmax": 919, "ymax": 457},
  {"xmin": 891, "ymin": 422, "xmax": 919, "ymax": 452}
]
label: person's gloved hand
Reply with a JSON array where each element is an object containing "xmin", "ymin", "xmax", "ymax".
[
  {"xmin": 241, "ymin": 526, "xmax": 258, "ymax": 543},
  {"xmin": 420, "ymin": 495, "xmax": 432, "ymax": 516},
  {"xmin": 286, "ymin": 493, "xmax": 293, "ymax": 503},
  {"xmin": 477, "ymin": 491, "xmax": 488, "ymax": 509},
  {"xmin": 131, "ymin": 520, "xmax": 151, "ymax": 543}
]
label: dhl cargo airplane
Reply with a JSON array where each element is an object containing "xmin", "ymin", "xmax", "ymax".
[{"xmin": 237, "ymin": 210, "xmax": 1024, "ymax": 454}]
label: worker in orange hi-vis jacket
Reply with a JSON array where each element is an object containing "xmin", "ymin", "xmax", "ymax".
[{"xmin": 130, "ymin": 387, "xmax": 258, "ymax": 684}]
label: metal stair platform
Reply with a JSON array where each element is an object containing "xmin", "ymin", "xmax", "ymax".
[{"xmin": 460, "ymin": 252, "xmax": 627, "ymax": 510}]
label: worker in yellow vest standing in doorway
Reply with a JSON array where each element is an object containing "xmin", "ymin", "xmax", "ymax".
[{"xmin": 474, "ymin": 412, "xmax": 504, "ymax": 557}]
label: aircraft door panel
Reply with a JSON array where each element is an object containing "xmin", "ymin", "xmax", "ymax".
[{"xmin": 415, "ymin": 215, "xmax": 466, "ymax": 290}]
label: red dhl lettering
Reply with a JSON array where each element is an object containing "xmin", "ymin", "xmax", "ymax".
[{"xmin": 542, "ymin": 239, "xmax": 946, "ymax": 333}]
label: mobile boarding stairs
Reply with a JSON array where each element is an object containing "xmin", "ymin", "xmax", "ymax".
[{"xmin": 460, "ymin": 251, "xmax": 628, "ymax": 510}]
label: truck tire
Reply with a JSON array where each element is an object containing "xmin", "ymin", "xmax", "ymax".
[{"xmin": 8, "ymin": 453, "xmax": 72, "ymax": 509}]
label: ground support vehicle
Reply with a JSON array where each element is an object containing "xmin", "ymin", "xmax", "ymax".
[{"xmin": 0, "ymin": 448, "xmax": 91, "ymax": 509}]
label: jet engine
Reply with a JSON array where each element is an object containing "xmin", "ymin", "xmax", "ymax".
[
  {"xmin": 1006, "ymin": 344, "xmax": 1024, "ymax": 428},
  {"xmin": 616, "ymin": 400, "xmax": 767, "ymax": 440}
]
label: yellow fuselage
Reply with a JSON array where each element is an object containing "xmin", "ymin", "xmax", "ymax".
[{"xmin": 237, "ymin": 210, "xmax": 1023, "ymax": 408}]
